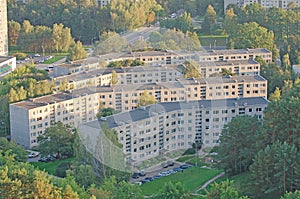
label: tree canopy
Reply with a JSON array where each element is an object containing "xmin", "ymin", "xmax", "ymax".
[{"xmin": 37, "ymin": 122, "xmax": 76, "ymax": 158}]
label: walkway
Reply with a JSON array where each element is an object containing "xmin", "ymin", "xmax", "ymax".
[{"xmin": 194, "ymin": 171, "xmax": 225, "ymax": 194}]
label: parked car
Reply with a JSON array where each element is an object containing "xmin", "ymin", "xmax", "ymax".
[
  {"xmin": 180, "ymin": 165, "xmax": 191, "ymax": 169},
  {"xmin": 139, "ymin": 170, "xmax": 146, "ymax": 176},
  {"xmin": 168, "ymin": 160, "xmax": 174, "ymax": 166},
  {"xmin": 132, "ymin": 172, "xmax": 140, "ymax": 179},
  {"xmin": 162, "ymin": 162, "xmax": 168, "ymax": 168},
  {"xmin": 173, "ymin": 167, "xmax": 183, "ymax": 172},
  {"xmin": 38, "ymin": 155, "xmax": 56, "ymax": 162},
  {"xmin": 28, "ymin": 152, "xmax": 40, "ymax": 158}
]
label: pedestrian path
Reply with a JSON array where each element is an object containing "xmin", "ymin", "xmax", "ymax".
[{"xmin": 194, "ymin": 172, "xmax": 225, "ymax": 194}]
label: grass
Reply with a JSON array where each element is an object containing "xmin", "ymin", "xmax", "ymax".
[
  {"xmin": 30, "ymin": 157, "xmax": 75, "ymax": 175},
  {"xmin": 43, "ymin": 56, "xmax": 66, "ymax": 64},
  {"xmin": 186, "ymin": 157, "xmax": 209, "ymax": 167},
  {"xmin": 199, "ymin": 36, "xmax": 227, "ymax": 46},
  {"xmin": 176, "ymin": 156, "xmax": 193, "ymax": 163},
  {"xmin": 140, "ymin": 167, "xmax": 223, "ymax": 196}
]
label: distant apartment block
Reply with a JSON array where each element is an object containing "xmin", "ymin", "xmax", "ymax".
[
  {"xmin": 10, "ymin": 74, "xmax": 267, "ymax": 148},
  {"xmin": 97, "ymin": 75, "xmax": 267, "ymax": 111},
  {"xmin": 52, "ymin": 48, "xmax": 271, "ymax": 77},
  {"xmin": 96, "ymin": 0, "xmax": 111, "ymax": 7},
  {"xmin": 0, "ymin": 57, "xmax": 16, "ymax": 77},
  {"xmin": 79, "ymin": 97, "xmax": 269, "ymax": 164},
  {"xmin": 10, "ymin": 88, "xmax": 101, "ymax": 148},
  {"xmin": 0, "ymin": 0, "xmax": 8, "ymax": 56},
  {"xmin": 224, "ymin": 0, "xmax": 300, "ymax": 11},
  {"xmin": 52, "ymin": 65, "xmax": 183, "ymax": 90}
]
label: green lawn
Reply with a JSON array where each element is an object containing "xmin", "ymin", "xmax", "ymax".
[
  {"xmin": 199, "ymin": 36, "xmax": 227, "ymax": 46},
  {"xmin": 30, "ymin": 157, "xmax": 75, "ymax": 175},
  {"xmin": 43, "ymin": 56, "xmax": 67, "ymax": 64},
  {"xmin": 140, "ymin": 167, "xmax": 223, "ymax": 196},
  {"xmin": 176, "ymin": 156, "xmax": 193, "ymax": 163},
  {"xmin": 186, "ymin": 157, "xmax": 209, "ymax": 167}
]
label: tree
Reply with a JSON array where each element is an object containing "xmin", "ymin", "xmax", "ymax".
[
  {"xmin": 8, "ymin": 88, "xmax": 19, "ymax": 103},
  {"xmin": 0, "ymin": 138, "xmax": 27, "ymax": 162},
  {"xmin": 262, "ymin": 98, "xmax": 300, "ymax": 148},
  {"xmin": 68, "ymin": 41, "xmax": 87, "ymax": 61},
  {"xmin": 38, "ymin": 122, "xmax": 75, "ymax": 158},
  {"xmin": 94, "ymin": 31, "xmax": 127, "ymax": 55},
  {"xmin": 154, "ymin": 181, "xmax": 192, "ymax": 199},
  {"xmin": 223, "ymin": 8, "xmax": 237, "ymax": 36},
  {"xmin": 269, "ymin": 87, "xmax": 281, "ymax": 101},
  {"xmin": 0, "ymin": 151, "xmax": 81, "ymax": 199},
  {"xmin": 111, "ymin": 70, "xmax": 118, "ymax": 85},
  {"xmin": 229, "ymin": 22, "xmax": 279, "ymax": 60},
  {"xmin": 137, "ymin": 90, "xmax": 157, "ymax": 107},
  {"xmin": 249, "ymin": 142, "xmax": 299, "ymax": 198},
  {"xmin": 183, "ymin": 61, "xmax": 201, "ymax": 78},
  {"xmin": 281, "ymin": 190, "xmax": 300, "ymax": 199},
  {"xmin": 97, "ymin": 108, "xmax": 117, "ymax": 118},
  {"xmin": 207, "ymin": 180, "xmax": 250, "ymax": 199},
  {"xmin": 8, "ymin": 20, "xmax": 21, "ymax": 46},
  {"xmin": 217, "ymin": 116, "xmax": 262, "ymax": 175},
  {"xmin": 202, "ymin": 5, "xmax": 217, "ymax": 34},
  {"xmin": 52, "ymin": 23, "xmax": 73, "ymax": 53}
]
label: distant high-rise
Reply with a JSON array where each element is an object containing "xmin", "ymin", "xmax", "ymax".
[
  {"xmin": 224, "ymin": 0, "xmax": 300, "ymax": 12},
  {"xmin": 0, "ymin": 0, "xmax": 8, "ymax": 56}
]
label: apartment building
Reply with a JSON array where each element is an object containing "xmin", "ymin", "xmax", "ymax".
[
  {"xmin": 10, "ymin": 75, "xmax": 267, "ymax": 148},
  {"xmin": 98, "ymin": 75, "xmax": 267, "ymax": 111},
  {"xmin": 197, "ymin": 59, "xmax": 260, "ymax": 77},
  {"xmin": 224, "ymin": 0, "xmax": 300, "ymax": 11},
  {"xmin": 0, "ymin": 0, "xmax": 8, "ymax": 56},
  {"xmin": 78, "ymin": 97, "xmax": 269, "ymax": 164},
  {"xmin": 0, "ymin": 56, "xmax": 16, "ymax": 77},
  {"xmin": 52, "ymin": 48, "xmax": 271, "ymax": 77},
  {"xmin": 10, "ymin": 88, "xmax": 101, "ymax": 148},
  {"xmin": 52, "ymin": 65, "xmax": 183, "ymax": 90}
]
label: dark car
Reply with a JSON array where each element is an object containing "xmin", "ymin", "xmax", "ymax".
[
  {"xmin": 173, "ymin": 167, "xmax": 183, "ymax": 172},
  {"xmin": 162, "ymin": 162, "xmax": 168, "ymax": 168},
  {"xmin": 144, "ymin": 177, "xmax": 153, "ymax": 181},
  {"xmin": 180, "ymin": 165, "xmax": 190, "ymax": 169},
  {"xmin": 168, "ymin": 160, "xmax": 174, "ymax": 166},
  {"xmin": 38, "ymin": 156, "xmax": 50, "ymax": 162},
  {"xmin": 132, "ymin": 173, "xmax": 140, "ymax": 179}
]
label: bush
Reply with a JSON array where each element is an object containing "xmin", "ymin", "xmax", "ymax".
[
  {"xmin": 55, "ymin": 162, "xmax": 71, "ymax": 177},
  {"xmin": 14, "ymin": 53, "xmax": 27, "ymax": 60}
]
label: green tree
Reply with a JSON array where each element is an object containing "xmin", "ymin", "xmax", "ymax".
[
  {"xmin": 269, "ymin": 87, "xmax": 281, "ymax": 101},
  {"xmin": 217, "ymin": 116, "xmax": 262, "ymax": 175},
  {"xmin": 97, "ymin": 108, "xmax": 117, "ymax": 118},
  {"xmin": 250, "ymin": 142, "xmax": 299, "ymax": 198},
  {"xmin": 68, "ymin": 41, "xmax": 87, "ymax": 61},
  {"xmin": 110, "ymin": 70, "xmax": 118, "ymax": 85},
  {"xmin": 229, "ymin": 22, "xmax": 279, "ymax": 60},
  {"xmin": 38, "ymin": 122, "xmax": 75, "ymax": 158},
  {"xmin": 223, "ymin": 8, "xmax": 237, "ymax": 36},
  {"xmin": 0, "ymin": 138, "xmax": 27, "ymax": 162},
  {"xmin": 154, "ymin": 181, "xmax": 192, "ymax": 199},
  {"xmin": 262, "ymin": 98, "xmax": 300, "ymax": 148},
  {"xmin": 52, "ymin": 23, "xmax": 73, "ymax": 53},
  {"xmin": 183, "ymin": 61, "xmax": 201, "ymax": 78},
  {"xmin": 137, "ymin": 90, "xmax": 157, "ymax": 107},
  {"xmin": 202, "ymin": 5, "xmax": 217, "ymax": 34},
  {"xmin": 281, "ymin": 190, "xmax": 300, "ymax": 199},
  {"xmin": 8, "ymin": 20, "xmax": 21, "ymax": 46},
  {"xmin": 207, "ymin": 180, "xmax": 250, "ymax": 199}
]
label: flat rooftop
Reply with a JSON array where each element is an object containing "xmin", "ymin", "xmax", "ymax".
[
  {"xmin": 82, "ymin": 97, "xmax": 269, "ymax": 129},
  {"xmin": 11, "ymin": 87, "xmax": 98, "ymax": 109},
  {"xmin": 0, "ymin": 56, "xmax": 15, "ymax": 63}
]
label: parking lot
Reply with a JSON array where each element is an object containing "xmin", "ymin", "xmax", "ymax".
[{"xmin": 130, "ymin": 161, "xmax": 192, "ymax": 184}]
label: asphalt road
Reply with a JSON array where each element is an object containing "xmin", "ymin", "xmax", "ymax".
[{"xmin": 121, "ymin": 26, "xmax": 160, "ymax": 44}]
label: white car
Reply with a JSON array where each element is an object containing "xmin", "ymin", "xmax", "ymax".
[{"xmin": 28, "ymin": 152, "xmax": 40, "ymax": 158}]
